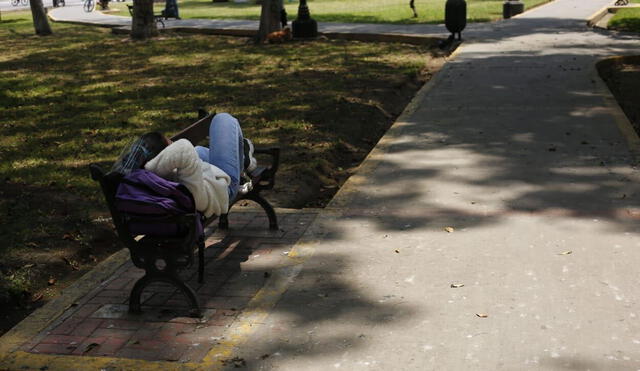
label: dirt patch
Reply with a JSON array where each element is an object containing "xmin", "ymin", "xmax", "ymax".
[
  {"xmin": 265, "ymin": 52, "xmax": 445, "ymax": 208},
  {"xmin": 0, "ymin": 182, "xmax": 122, "ymax": 335},
  {"xmin": 598, "ymin": 55, "xmax": 640, "ymax": 133}
]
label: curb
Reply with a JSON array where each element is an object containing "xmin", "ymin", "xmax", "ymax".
[
  {"xmin": 47, "ymin": 11, "xmax": 126, "ymax": 29},
  {"xmin": 47, "ymin": 7, "xmax": 448, "ymax": 43},
  {"xmin": 0, "ymin": 249, "xmax": 130, "ymax": 355},
  {"xmin": 320, "ymin": 32, "xmax": 442, "ymax": 46},
  {"xmin": 50, "ymin": 16, "xmax": 446, "ymax": 44},
  {"xmin": 596, "ymin": 55, "xmax": 640, "ymax": 164},
  {"xmin": 588, "ymin": 4, "xmax": 640, "ymax": 28},
  {"xmin": 109, "ymin": 24, "xmax": 444, "ymax": 45},
  {"xmin": 587, "ymin": 5, "xmax": 611, "ymax": 27},
  {"xmin": 327, "ymin": 43, "xmax": 464, "ymax": 209},
  {"xmin": 584, "ymin": 3, "xmax": 640, "ymax": 28}
]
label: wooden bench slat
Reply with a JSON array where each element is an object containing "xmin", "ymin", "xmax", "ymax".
[{"xmin": 170, "ymin": 112, "xmax": 215, "ymax": 144}]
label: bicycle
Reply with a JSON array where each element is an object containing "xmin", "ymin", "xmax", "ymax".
[
  {"xmin": 11, "ymin": 0, "xmax": 29, "ymax": 6},
  {"xmin": 83, "ymin": 0, "xmax": 95, "ymax": 12}
]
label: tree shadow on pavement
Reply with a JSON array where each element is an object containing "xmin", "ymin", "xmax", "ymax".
[
  {"xmin": 225, "ymin": 251, "xmax": 419, "ymax": 370},
  {"xmin": 319, "ymin": 18, "xmax": 640, "ymax": 235}
]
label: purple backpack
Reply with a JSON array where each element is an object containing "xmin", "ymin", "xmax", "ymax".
[{"xmin": 115, "ymin": 169, "xmax": 203, "ymax": 237}]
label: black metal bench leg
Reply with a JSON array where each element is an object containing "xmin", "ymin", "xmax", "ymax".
[
  {"xmin": 128, "ymin": 274, "xmax": 152, "ymax": 315},
  {"xmin": 218, "ymin": 213, "xmax": 229, "ymax": 230},
  {"xmin": 128, "ymin": 274, "xmax": 202, "ymax": 318},
  {"xmin": 247, "ymin": 193, "xmax": 279, "ymax": 230},
  {"xmin": 198, "ymin": 238, "xmax": 205, "ymax": 284}
]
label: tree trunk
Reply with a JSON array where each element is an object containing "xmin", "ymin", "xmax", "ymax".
[
  {"xmin": 256, "ymin": 0, "xmax": 282, "ymax": 43},
  {"xmin": 29, "ymin": 0, "xmax": 52, "ymax": 36},
  {"xmin": 131, "ymin": 0, "xmax": 158, "ymax": 40}
]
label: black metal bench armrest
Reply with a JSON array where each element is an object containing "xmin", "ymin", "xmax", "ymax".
[{"xmin": 250, "ymin": 147, "xmax": 280, "ymax": 191}]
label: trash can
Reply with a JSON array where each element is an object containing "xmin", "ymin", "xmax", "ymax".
[
  {"xmin": 445, "ymin": 0, "xmax": 466, "ymax": 40},
  {"xmin": 163, "ymin": 0, "xmax": 180, "ymax": 18},
  {"xmin": 503, "ymin": 0, "xmax": 524, "ymax": 19}
]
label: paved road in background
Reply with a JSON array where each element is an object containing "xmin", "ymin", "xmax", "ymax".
[{"xmin": 1, "ymin": 0, "xmax": 85, "ymax": 12}]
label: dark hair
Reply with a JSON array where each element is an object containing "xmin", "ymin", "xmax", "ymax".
[
  {"xmin": 140, "ymin": 132, "xmax": 168, "ymax": 159},
  {"xmin": 112, "ymin": 131, "xmax": 169, "ymax": 174}
]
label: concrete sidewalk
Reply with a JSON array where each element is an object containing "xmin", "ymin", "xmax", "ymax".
[
  {"xmin": 3, "ymin": 0, "xmax": 640, "ymax": 369},
  {"xmin": 230, "ymin": 0, "xmax": 640, "ymax": 369}
]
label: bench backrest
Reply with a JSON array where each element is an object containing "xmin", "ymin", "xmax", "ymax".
[{"xmin": 170, "ymin": 111, "xmax": 215, "ymax": 144}]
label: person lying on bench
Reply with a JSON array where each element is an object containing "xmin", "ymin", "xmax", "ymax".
[{"xmin": 112, "ymin": 112, "xmax": 256, "ymax": 219}]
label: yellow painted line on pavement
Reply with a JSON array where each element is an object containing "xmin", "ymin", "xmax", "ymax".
[{"xmin": 201, "ymin": 240, "xmax": 317, "ymax": 367}]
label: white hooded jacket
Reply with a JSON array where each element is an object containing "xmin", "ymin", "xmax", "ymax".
[{"xmin": 144, "ymin": 139, "xmax": 230, "ymax": 218}]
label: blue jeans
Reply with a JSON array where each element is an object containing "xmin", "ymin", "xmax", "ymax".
[{"xmin": 195, "ymin": 113, "xmax": 244, "ymax": 201}]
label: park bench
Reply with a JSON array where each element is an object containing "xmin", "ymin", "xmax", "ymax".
[
  {"xmin": 126, "ymin": 4, "xmax": 179, "ymax": 28},
  {"xmin": 89, "ymin": 110, "xmax": 280, "ymax": 317}
]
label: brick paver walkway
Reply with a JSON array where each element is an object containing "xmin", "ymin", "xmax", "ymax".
[{"xmin": 17, "ymin": 211, "xmax": 317, "ymax": 363}]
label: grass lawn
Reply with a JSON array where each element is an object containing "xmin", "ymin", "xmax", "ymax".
[
  {"xmin": 108, "ymin": 0, "xmax": 552, "ymax": 24},
  {"xmin": 0, "ymin": 10, "xmax": 443, "ymax": 334},
  {"xmin": 609, "ymin": 7, "xmax": 640, "ymax": 32}
]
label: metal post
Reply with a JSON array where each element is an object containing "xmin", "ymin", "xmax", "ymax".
[{"xmin": 292, "ymin": 0, "xmax": 317, "ymax": 38}]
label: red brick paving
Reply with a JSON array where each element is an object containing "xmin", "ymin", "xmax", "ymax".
[
  {"xmin": 70, "ymin": 319, "xmax": 103, "ymax": 337},
  {"xmin": 32, "ymin": 342, "xmax": 77, "ymax": 355},
  {"xmin": 21, "ymin": 211, "xmax": 317, "ymax": 363}
]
